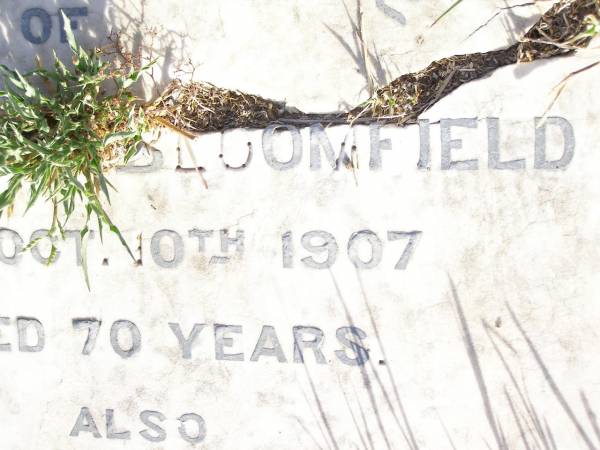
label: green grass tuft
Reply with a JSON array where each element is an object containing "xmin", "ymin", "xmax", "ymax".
[{"xmin": 0, "ymin": 13, "xmax": 151, "ymax": 287}]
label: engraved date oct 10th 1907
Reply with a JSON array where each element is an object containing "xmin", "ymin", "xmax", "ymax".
[{"xmin": 0, "ymin": 228, "xmax": 421, "ymax": 270}]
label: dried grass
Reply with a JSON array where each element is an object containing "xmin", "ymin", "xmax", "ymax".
[
  {"xmin": 518, "ymin": 0, "xmax": 599, "ymax": 61},
  {"xmin": 349, "ymin": 0, "xmax": 599, "ymax": 125},
  {"xmin": 347, "ymin": 46, "xmax": 519, "ymax": 125},
  {"xmin": 146, "ymin": 80, "xmax": 285, "ymax": 133},
  {"xmin": 145, "ymin": 0, "xmax": 599, "ymax": 133}
]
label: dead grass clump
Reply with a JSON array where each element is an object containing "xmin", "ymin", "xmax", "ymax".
[
  {"xmin": 518, "ymin": 0, "xmax": 600, "ymax": 62},
  {"xmin": 346, "ymin": 46, "xmax": 519, "ymax": 125},
  {"xmin": 143, "ymin": 0, "xmax": 598, "ymax": 133},
  {"xmin": 146, "ymin": 80, "xmax": 286, "ymax": 133},
  {"xmin": 347, "ymin": 0, "xmax": 598, "ymax": 126}
]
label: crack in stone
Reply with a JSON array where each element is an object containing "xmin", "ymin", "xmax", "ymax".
[{"xmin": 152, "ymin": 0, "xmax": 598, "ymax": 133}]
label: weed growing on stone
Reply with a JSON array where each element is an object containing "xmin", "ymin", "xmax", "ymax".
[
  {"xmin": 0, "ymin": 1, "xmax": 597, "ymax": 289},
  {"xmin": 0, "ymin": 14, "xmax": 151, "ymax": 286}
]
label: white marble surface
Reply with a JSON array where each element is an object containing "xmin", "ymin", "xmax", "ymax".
[{"xmin": 1, "ymin": 1, "xmax": 600, "ymax": 449}]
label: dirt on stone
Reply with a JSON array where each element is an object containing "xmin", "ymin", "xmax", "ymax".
[
  {"xmin": 146, "ymin": 79, "xmax": 285, "ymax": 133},
  {"xmin": 346, "ymin": 46, "xmax": 520, "ymax": 125},
  {"xmin": 148, "ymin": 0, "xmax": 599, "ymax": 134},
  {"xmin": 518, "ymin": 0, "xmax": 599, "ymax": 62},
  {"xmin": 348, "ymin": 0, "xmax": 599, "ymax": 125}
]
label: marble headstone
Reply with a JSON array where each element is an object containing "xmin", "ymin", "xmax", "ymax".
[{"xmin": 1, "ymin": 1, "xmax": 599, "ymax": 449}]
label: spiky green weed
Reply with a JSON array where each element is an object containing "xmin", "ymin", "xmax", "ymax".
[{"xmin": 0, "ymin": 13, "xmax": 151, "ymax": 288}]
